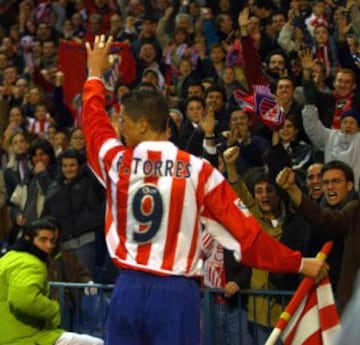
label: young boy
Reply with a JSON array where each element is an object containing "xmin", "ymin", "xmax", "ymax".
[{"xmin": 27, "ymin": 103, "xmax": 53, "ymax": 138}]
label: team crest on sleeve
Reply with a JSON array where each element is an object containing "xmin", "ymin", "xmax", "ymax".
[{"xmin": 234, "ymin": 198, "xmax": 251, "ymax": 217}]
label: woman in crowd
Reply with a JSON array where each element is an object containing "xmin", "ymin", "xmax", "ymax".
[
  {"xmin": 68, "ymin": 127, "xmax": 86, "ymax": 165},
  {"xmin": 9, "ymin": 139, "xmax": 56, "ymax": 243}
]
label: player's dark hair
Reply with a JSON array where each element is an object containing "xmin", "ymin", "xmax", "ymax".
[{"xmin": 122, "ymin": 89, "xmax": 169, "ymax": 132}]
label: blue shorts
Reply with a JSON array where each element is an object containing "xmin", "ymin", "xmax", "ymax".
[{"xmin": 106, "ymin": 270, "xmax": 201, "ymax": 345}]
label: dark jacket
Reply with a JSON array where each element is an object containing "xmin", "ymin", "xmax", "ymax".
[
  {"xmin": 217, "ymin": 133, "xmax": 269, "ymax": 176},
  {"xmin": 176, "ymin": 119, "xmax": 205, "ymax": 156},
  {"xmin": 9, "ymin": 165, "xmax": 56, "ymax": 225},
  {"xmin": 224, "ymin": 248, "xmax": 251, "ymax": 308},
  {"xmin": 303, "ymin": 192, "xmax": 358, "ymax": 293},
  {"xmin": 265, "ymin": 140, "xmax": 313, "ymax": 187},
  {"xmin": 48, "ymin": 244, "xmax": 92, "ymax": 301},
  {"xmin": 302, "ymin": 78, "xmax": 336, "ymax": 128},
  {"xmin": 42, "ymin": 165, "xmax": 105, "ymax": 242},
  {"xmin": 4, "ymin": 156, "xmax": 31, "ymax": 201},
  {"xmin": 298, "ymin": 195, "xmax": 360, "ymax": 314}
]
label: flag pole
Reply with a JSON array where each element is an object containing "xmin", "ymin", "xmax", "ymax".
[{"xmin": 264, "ymin": 241, "xmax": 333, "ymax": 345}]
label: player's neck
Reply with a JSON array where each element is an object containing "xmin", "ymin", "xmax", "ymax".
[{"xmin": 142, "ymin": 130, "xmax": 168, "ymax": 142}]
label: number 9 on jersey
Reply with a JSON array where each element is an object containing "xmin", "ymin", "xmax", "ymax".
[{"xmin": 132, "ymin": 185, "xmax": 163, "ymax": 243}]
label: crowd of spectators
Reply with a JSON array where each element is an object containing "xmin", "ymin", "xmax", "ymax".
[{"xmin": 0, "ymin": 0, "xmax": 360, "ymax": 343}]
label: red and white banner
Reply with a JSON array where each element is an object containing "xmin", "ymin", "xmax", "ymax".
[
  {"xmin": 58, "ymin": 40, "xmax": 136, "ymax": 122},
  {"xmin": 253, "ymin": 85, "xmax": 284, "ymax": 129},
  {"xmin": 281, "ymin": 277, "xmax": 341, "ymax": 345}
]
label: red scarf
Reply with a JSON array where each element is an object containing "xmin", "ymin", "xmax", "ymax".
[
  {"xmin": 332, "ymin": 92, "xmax": 353, "ymax": 129},
  {"xmin": 317, "ymin": 45, "xmax": 329, "ymax": 68}
]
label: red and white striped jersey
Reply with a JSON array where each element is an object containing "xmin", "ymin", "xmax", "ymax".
[
  {"xmin": 82, "ymin": 79, "xmax": 303, "ymax": 277},
  {"xmin": 201, "ymin": 230, "xmax": 226, "ymax": 288},
  {"xmin": 27, "ymin": 117, "xmax": 50, "ymax": 137}
]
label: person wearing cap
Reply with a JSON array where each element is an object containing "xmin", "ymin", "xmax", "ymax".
[
  {"xmin": 0, "ymin": 218, "xmax": 103, "ymax": 345},
  {"xmin": 302, "ymin": 104, "xmax": 360, "ymax": 190},
  {"xmin": 142, "ymin": 67, "xmax": 161, "ymax": 89}
]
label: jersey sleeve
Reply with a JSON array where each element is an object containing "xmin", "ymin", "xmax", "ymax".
[
  {"xmin": 202, "ymin": 168, "xmax": 302, "ymax": 274},
  {"xmin": 82, "ymin": 78, "xmax": 123, "ymax": 186}
]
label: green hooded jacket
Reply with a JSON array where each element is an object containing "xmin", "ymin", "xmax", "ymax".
[{"xmin": 0, "ymin": 241, "xmax": 64, "ymax": 345}]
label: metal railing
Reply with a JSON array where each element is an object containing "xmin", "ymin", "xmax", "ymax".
[
  {"xmin": 50, "ymin": 282, "xmax": 113, "ymax": 338},
  {"xmin": 50, "ymin": 282, "xmax": 294, "ymax": 344}
]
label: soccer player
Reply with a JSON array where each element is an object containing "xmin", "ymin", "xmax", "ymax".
[{"xmin": 82, "ymin": 35, "xmax": 328, "ymax": 345}]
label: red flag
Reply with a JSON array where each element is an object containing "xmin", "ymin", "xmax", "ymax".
[
  {"xmin": 280, "ymin": 277, "xmax": 341, "ymax": 345},
  {"xmin": 58, "ymin": 40, "xmax": 136, "ymax": 121}
]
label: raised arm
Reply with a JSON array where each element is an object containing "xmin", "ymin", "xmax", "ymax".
[
  {"xmin": 202, "ymin": 154, "xmax": 328, "ymax": 280},
  {"xmin": 276, "ymin": 167, "xmax": 303, "ymax": 207},
  {"xmin": 82, "ymin": 35, "xmax": 123, "ymax": 185},
  {"xmin": 302, "ymin": 104, "xmax": 330, "ymax": 151},
  {"xmin": 276, "ymin": 167, "xmax": 351, "ymax": 240},
  {"xmin": 223, "ymin": 146, "xmax": 257, "ymax": 212}
]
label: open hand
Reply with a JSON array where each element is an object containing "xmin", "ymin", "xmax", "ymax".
[
  {"xmin": 85, "ymin": 35, "xmax": 114, "ymax": 78},
  {"xmin": 299, "ymin": 48, "xmax": 316, "ymax": 70},
  {"xmin": 199, "ymin": 105, "xmax": 216, "ymax": 136}
]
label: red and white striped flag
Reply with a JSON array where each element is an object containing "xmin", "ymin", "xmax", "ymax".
[{"xmin": 281, "ymin": 277, "xmax": 341, "ymax": 345}]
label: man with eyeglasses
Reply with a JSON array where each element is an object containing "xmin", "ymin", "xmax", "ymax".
[
  {"xmin": 320, "ymin": 161, "xmax": 357, "ymax": 207},
  {"xmin": 277, "ymin": 162, "xmax": 360, "ymax": 314},
  {"xmin": 305, "ymin": 161, "xmax": 358, "ymax": 295}
]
